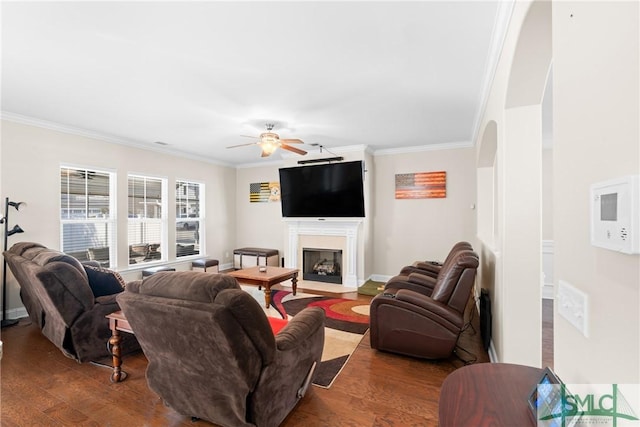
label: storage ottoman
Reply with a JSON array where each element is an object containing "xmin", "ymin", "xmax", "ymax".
[{"xmin": 233, "ymin": 247, "xmax": 279, "ymax": 269}]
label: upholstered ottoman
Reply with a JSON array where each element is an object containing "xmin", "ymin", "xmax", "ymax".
[
  {"xmin": 233, "ymin": 247, "xmax": 279, "ymax": 269},
  {"xmin": 191, "ymin": 258, "xmax": 219, "ymax": 273}
]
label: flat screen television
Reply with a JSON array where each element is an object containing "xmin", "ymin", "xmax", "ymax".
[{"xmin": 279, "ymin": 160, "xmax": 365, "ymax": 217}]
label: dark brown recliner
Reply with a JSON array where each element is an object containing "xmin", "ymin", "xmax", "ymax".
[
  {"xmin": 370, "ymin": 250, "xmax": 479, "ymax": 359},
  {"xmin": 397, "ymin": 241, "xmax": 473, "ymax": 278},
  {"xmin": 385, "ymin": 241, "xmax": 474, "ymax": 297},
  {"xmin": 116, "ymin": 271, "xmax": 325, "ymax": 427},
  {"xmin": 3, "ymin": 242, "xmax": 138, "ymax": 362}
]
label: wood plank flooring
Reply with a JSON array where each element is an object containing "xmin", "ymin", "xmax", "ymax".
[
  {"xmin": 542, "ymin": 298, "xmax": 554, "ymax": 369},
  {"xmin": 1, "ymin": 286, "xmax": 490, "ymax": 427}
]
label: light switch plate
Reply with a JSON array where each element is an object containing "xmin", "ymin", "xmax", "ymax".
[{"xmin": 557, "ymin": 280, "xmax": 589, "ymax": 337}]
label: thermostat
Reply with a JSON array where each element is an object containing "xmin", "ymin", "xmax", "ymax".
[{"xmin": 590, "ymin": 175, "xmax": 639, "ymax": 254}]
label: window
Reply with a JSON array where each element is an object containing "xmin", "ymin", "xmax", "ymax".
[
  {"xmin": 128, "ymin": 175, "xmax": 166, "ymax": 265},
  {"xmin": 175, "ymin": 180, "xmax": 203, "ymax": 258},
  {"xmin": 60, "ymin": 166, "xmax": 116, "ymax": 267}
]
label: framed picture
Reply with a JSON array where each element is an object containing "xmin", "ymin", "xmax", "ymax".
[
  {"xmin": 250, "ymin": 182, "xmax": 280, "ymax": 203},
  {"xmin": 395, "ymin": 171, "xmax": 446, "ymax": 199}
]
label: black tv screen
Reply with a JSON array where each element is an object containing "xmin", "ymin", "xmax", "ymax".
[{"xmin": 279, "ymin": 161, "xmax": 365, "ymax": 217}]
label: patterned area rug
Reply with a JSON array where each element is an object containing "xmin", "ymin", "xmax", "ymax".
[{"xmin": 270, "ymin": 289, "xmax": 370, "ymax": 388}]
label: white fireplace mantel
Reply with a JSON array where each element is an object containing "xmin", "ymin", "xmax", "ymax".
[{"xmin": 284, "ymin": 218, "xmax": 362, "ymax": 287}]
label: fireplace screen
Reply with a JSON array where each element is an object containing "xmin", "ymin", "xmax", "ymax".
[{"xmin": 302, "ymin": 248, "xmax": 342, "ymax": 284}]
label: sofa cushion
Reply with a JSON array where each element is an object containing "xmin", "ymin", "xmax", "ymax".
[{"xmin": 84, "ymin": 265, "xmax": 126, "ymax": 297}]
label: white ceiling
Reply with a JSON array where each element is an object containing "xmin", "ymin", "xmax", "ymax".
[{"xmin": 1, "ymin": 1, "xmax": 508, "ymax": 166}]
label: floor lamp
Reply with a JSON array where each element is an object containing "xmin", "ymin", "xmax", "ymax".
[{"xmin": 1, "ymin": 197, "xmax": 25, "ymax": 328}]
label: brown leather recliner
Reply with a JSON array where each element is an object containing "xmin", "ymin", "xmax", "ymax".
[
  {"xmin": 385, "ymin": 241, "xmax": 474, "ymax": 297},
  {"xmin": 116, "ymin": 271, "xmax": 325, "ymax": 427},
  {"xmin": 397, "ymin": 241, "xmax": 473, "ymax": 278},
  {"xmin": 370, "ymin": 250, "xmax": 479, "ymax": 359}
]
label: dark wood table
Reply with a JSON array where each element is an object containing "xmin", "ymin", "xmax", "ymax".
[
  {"xmin": 227, "ymin": 266, "xmax": 298, "ymax": 308},
  {"xmin": 439, "ymin": 363, "xmax": 544, "ymax": 427},
  {"xmin": 105, "ymin": 310, "xmax": 132, "ymax": 383}
]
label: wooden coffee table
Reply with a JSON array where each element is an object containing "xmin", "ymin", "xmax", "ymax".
[{"xmin": 227, "ymin": 266, "xmax": 298, "ymax": 308}]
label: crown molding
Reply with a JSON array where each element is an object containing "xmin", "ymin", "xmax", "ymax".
[
  {"xmin": 2, "ymin": 111, "xmax": 475, "ymax": 168},
  {"xmin": 373, "ymin": 140, "xmax": 473, "ymax": 157},
  {"xmin": 0, "ymin": 111, "xmax": 234, "ymax": 168},
  {"xmin": 470, "ymin": 0, "xmax": 516, "ymax": 145}
]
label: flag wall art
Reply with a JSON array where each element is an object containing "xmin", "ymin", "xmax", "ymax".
[
  {"xmin": 395, "ymin": 171, "xmax": 446, "ymax": 199},
  {"xmin": 250, "ymin": 182, "xmax": 280, "ymax": 203}
]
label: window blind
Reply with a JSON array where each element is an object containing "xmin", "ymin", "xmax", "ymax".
[
  {"xmin": 60, "ymin": 167, "xmax": 115, "ymax": 267},
  {"xmin": 128, "ymin": 175, "xmax": 166, "ymax": 265},
  {"xmin": 175, "ymin": 180, "xmax": 203, "ymax": 258}
]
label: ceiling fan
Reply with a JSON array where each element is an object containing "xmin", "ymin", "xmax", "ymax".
[{"xmin": 227, "ymin": 123, "xmax": 307, "ymax": 157}]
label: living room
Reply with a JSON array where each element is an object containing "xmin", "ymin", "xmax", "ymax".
[{"xmin": 1, "ymin": 1, "xmax": 639, "ymax": 426}]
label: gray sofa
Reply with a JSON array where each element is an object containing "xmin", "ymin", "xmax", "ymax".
[
  {"xmin": 3, "ymin": 242, "xmax": 138, "ymax": 362},
  {"xmin": 117, "ymin": 271, "xmax": 325, "ymax": 427}
]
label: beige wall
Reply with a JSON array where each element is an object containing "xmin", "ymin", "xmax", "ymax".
[
  {"xmin": 371, "ymin": 147, "xmax": 477, "ymax": 277},
  {"xmin": 475, "ymin": 0, "xmax": 550, "ymax": 366},
  {"xmin": 542, "ymin": 148, "xmax": 553, "ymax": 240},
  {"xmin": 234, "ymin": 163, "xmax": 286, "ymax": 261},
  {"xmin": 0, "ymin": 120, "xmax": 237, "ymax": 312},
  {"xmin": 552, "ymin": 1, "xmax": 639, "ymax": 383},
  {"xmin": 476, "ymin": 0, "xmax": 639, "ymax": 383}
]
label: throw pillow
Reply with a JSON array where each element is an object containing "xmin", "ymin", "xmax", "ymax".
[{"xmin": 84, "ymin": 265, "xmax": 126, "ymax": 297}]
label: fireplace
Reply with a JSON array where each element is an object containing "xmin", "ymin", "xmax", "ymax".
[
  {"xmin": 284, "ymin": 218, "xmax": 362, "ymax": 288},
  {"xmin": 303, "ymin": 248, "xmax": 343, "ymax": 284}
]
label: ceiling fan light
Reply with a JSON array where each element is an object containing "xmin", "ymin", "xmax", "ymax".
[{"xmin": 261, "ymin": 140, "xmax": 278, "ymax": 155}]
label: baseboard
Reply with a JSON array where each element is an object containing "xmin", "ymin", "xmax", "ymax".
[
  {"xmin": 4, "ymin": 307, "xmax": 28, "ymax": 321},
  {"xmin": 220, "ymin": 261, "xmax": 234, "ymax": 271},
  {"xmin": 369, "ymin": 274, "xmax": 392, "ymax": 283}
]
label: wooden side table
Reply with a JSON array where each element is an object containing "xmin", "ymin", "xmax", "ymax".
[
  {"xmin": 439, "ymin": 363, "xmax": 543, "ymax": 427},
  {"xmin": 106, "ymin": 310, "xmax": 133, "ymax": 383}
]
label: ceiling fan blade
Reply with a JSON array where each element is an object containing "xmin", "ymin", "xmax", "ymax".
[
  {"xmin": 281, "ymin": 144, "xmax": 307, "ymax": 155},
  {"xmin": 226, "ymin": 142, "xmax": 258, "ymax": 149},
  {"xmin": 240, "ymin": 135, "xmax": 259, "ymax": 139},
  {"xmin": 280, "ymin": 138, "xmax": 304, "ymax": 144}
]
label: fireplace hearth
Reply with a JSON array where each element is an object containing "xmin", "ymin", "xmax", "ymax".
[{"xmin": 303, "ymin": 248, "xmax": 342, "ymax": 284}]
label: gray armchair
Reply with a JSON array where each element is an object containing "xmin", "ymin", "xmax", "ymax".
[{"xmin": 116, "ymin": 271, "xmax": 325, "ymax": 427}]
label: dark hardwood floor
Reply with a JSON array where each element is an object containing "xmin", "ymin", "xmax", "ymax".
[
  {"xmin": 1, "ymin": 286, "xmax": 489, "ymax": 427},
  {"xmin": 542, "ymin": 298, "xmax": 554, "ymax": 369}
]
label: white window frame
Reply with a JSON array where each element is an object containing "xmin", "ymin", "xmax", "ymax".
[
  {"xmin": 127, "ymin": 173, "xmax": 168, "ymax": 267},
  {"xmin": 175, "ymin": 180, "xmax": 205, "ymax": 259},
  {"xmin": 60, "ymin": 165, "xmax": 117, "ymax": 268}
]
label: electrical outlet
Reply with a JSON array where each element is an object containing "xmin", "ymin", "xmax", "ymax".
[{"xmin": 557, "ymin": 280, "xmax": 589, "ymax": 337}]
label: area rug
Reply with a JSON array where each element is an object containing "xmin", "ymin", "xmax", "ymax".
[
  {"xmin": 277, "ymin": 279, "xmax": 359, "ymax": 294},
  {"xmin": 270, "ymin": 289, "xmax": 370, "ymax": 388},
  {"xmin": 357, "ymin": 279, "xmax": 385, "ymax": 296}
]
